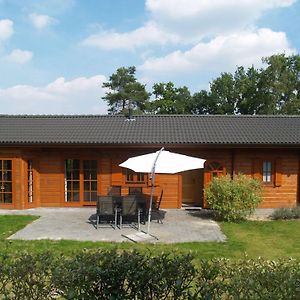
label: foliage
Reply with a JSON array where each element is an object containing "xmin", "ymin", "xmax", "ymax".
[
  {"xmin": 272, "ymin": 207, "xmax": 300, "ymax": 220},
  {"xmin": 148, "ymin": 82, "xmax": 193, "ymax": 114},
  {"xmin": 0, "ymin": 252, "xmax": 55, "ymax": 300},
  {"xmin": 205, "ymin": 174, "xmax": 262, "ymax": 222},
  {"xmin": 103, "ymin": 54, "xmax": 300, "ymax": 115},
  {"xmin": 1, "ymin": 250, "xmax": 300, "ymax": 299},
  {"xmin": 191, "ymin": 53, "xmax": 300, "ymax": 115},
  {"xmin": 102, "ymin": 66, "xmax": 150, "ymax": 115},
  {"xmin": 194, "ymin": 257, "xmax": 300, "ymax": 299}
]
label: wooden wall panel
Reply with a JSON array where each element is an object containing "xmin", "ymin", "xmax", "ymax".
[
  {"xmin": 234, "ymin": 150, "xmax": 298, "ymax": 208},
  {"xmin": 13, "ymin": 158, "xmax": 23, "ymax": 209},
  {"xmin": 39, "ymin": 155, "xmax": 63, "ymax": 207},
  {"xmin": 99, "ymin": 156, "xmax": 111, "ymax": 196},
  {"xmin": 0, "ymin": 146, "xmax": 299, "ymax": 210}
]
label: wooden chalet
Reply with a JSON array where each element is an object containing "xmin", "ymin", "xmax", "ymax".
[{"xmin": 0, "ymin": 114, "xmax": 299, "ymax": 210}]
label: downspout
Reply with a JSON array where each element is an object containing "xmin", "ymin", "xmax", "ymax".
[{"xmin": 231, "ymin": 149, "xmax": 235, "ymax": 179}]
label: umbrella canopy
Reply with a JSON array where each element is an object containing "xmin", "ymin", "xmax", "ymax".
[
  {"xmin": 119, "ymin": 148, "xmax": 206, "ymax": 234},
  {"xmin": 119, "ymin": 149, "xmax": 206, "ymax": 174}
]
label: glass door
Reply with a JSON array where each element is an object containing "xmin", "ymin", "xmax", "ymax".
[
  {"xmin": 0, "ymin": 160, "xmax": 12, "ymax": 204},
  {"xmin": 83, "ymin": 160, "xmax": 98, "ymax": 203},
  {"xmin": 64, "ymin": 159, "xmax": 98, "ymax": 204},
  {"xmin": 65, "ymin": 159, "xmax": 80, "ymax": 202}
]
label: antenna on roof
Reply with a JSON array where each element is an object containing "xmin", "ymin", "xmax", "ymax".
[{"xmin": 125, "ymin": 101, "xmax": 136, "ymax": 121}]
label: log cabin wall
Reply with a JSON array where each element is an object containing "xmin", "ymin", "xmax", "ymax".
[
  {"xmin": 0, "ymin": 146, "xmax": 299, "ymax": 209},
  {"xmin": 234, "ymin": 149, "xmax": 299, "ymax": 208}
]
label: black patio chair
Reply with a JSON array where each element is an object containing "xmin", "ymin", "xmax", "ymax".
[
  {"xmin": 107, "ymin": 185, "xmax": 121, "ymax": 196},
  {"xmin": 152, "ymin": 190, "xmax": 163, "ymax": 224},
  {"xmin": 120, "ymin": 195, "xmax": 141, "ymax": 230},
  {"xmin": 96, "ymin": 196, "xmax": 118, "ymax": 229},
  {"xmin": 129, "ymin": 187, "xmax": 146, "ymax": 224}
]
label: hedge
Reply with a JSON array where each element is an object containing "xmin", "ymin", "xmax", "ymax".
[{"xmin": 0, "ymin": 250, "xmax": 299, "ymax": 299}]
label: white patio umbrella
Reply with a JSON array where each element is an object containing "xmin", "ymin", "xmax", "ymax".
[{"xmin": 119, "ymin": 147, "xmax": 206, "ymax": 234}]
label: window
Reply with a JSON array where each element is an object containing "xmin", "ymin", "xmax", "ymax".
[
  {"xmin": 65, "ymin": 159, "xmax": 80, "ymax": 202},
  {"xmin": 28, "ymin": 160, "xmax": 33, "ymax": 203},
  {"xmin": 0, "ymin": 160, "xmax": 12, "ymax": 204},
  {"xmin": 205, "ymin": 161, "xmax": 225, "ymax": 178},
  {"xmin": 83, "ymin": 160, "xmax": 98, "ymax": 202},
  {"xmin": 64, "ymin": 159, "xmax": 98, "ymax": 203},
  {"xmin": 262, "ymin": 161, "xmax": 272, "ymax": 183},
  {"xmin": 125, "ymin": 170, "xmax": 146, "ymax": 185}
]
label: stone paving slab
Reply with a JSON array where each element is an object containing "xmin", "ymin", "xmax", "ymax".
[{"xmin": 0, "ymin": 208, "xmax": 226, "ymax": 243}]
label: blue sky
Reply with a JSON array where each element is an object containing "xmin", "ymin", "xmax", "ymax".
[{"xmin": 0, "ymin": 0, "xmax": 299, "ymax": 114}]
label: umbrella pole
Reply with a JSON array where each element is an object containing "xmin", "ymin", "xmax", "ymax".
[{"xmin": 147, "ymin": 147, "xmax": 164, "ymax": 234}]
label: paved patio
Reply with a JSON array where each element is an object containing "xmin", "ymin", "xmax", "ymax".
[{"xmin": 0, "ymin": 208, "xmax": 226, "ymax": 243}]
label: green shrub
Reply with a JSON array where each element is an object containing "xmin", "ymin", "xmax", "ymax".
[
  {"xmin": 194, "ymin": 257, "xmax": 300, "ymax": 299},
  {"xmin": 0, "ymin": 252, "xmax": 55, "ymax": 300},
  {"xmin": 1, "ymin": 250, "xmax": 300, "ymax": 299},
  {"xmin": 272, "ymin": 207, "xmax": 300, "ymax": 220},
  {"xmin": 52, "ymin": 249, "xmax": 196, "ymax": 300},
  {"xmin": 205, "ymin": 174, "xmax": 262, "ymax": 222}
]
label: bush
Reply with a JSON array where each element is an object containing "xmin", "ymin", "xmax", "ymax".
[
  {"xmin": 52, "ymin": 249, "xmax": 196, "ymax": 300},
  {"xmin": 194, "ymin": 257, "xmax": 300, "ymax": 299},
  {"xmin": 205, "ymin": 174, "xmax": 262, "ymax": 222},
  {"xmin": 1, "ymin": 250, "xmax": 300, "ymax": 299},
  {"xmin": 272, "ymin": 207, "xmax": 300, "ymax": 220},
  {"xmin": 0, "ymin": 252, "xmax": 55, "ymax": 300}
]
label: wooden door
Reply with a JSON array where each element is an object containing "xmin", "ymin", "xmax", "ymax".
[{"xmin": 182, "ymin": 169, "xmax": 203, "ymax": 206}]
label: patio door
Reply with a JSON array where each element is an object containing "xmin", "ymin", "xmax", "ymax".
[
  {"xmin": 64, "ymin": 159, "xmax": 98, "ymax": 205},
  {"xmin": 0, "ymin": 160, "xmax": 13, "ymax": 205},
  {"xmin": 182, "ymin": 169, "xmax": 203, "ymax": 207}
]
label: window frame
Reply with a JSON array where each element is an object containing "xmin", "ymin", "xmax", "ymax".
[
  {"xmin": 0, "ymin": 159, "xmax": 13, "ymax": 205},
  {"xmin": 262, "ymin": 160, "xmax": 273, "ymax": 184},
  {"xmin": 123, "ymin": 169, "xmax": 148, "ymax": 186},
  {"xmin": 252, "ymin": 158, "xmax": 281, "ymax": 187},
  {"xmin": 27, "ymin": 160, "xmax": 34, "ymax": 203},
  {"xmin": 64, "ymin": 158, "xmax": 99, "ymax": 204}
]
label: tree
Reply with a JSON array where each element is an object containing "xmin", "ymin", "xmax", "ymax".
[
  {"xmin": 192, "ymin": 53, "xmax": 300, "ymax": 115},
  {"xmin": 148, "ymin": 82, "xmax": 193, "ymax": 114},
  {"xmin": 258, "ymin": 54, "xmax": 300, "ymax": 114},
  {"xmin": 233, "ymin": 66, "xmax": 262, "ymax": 115},
  {"xmin": 102, "ymin": 66, "xmax": 150, "ymax": 115}
]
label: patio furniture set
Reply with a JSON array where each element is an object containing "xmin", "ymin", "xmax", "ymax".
[{"xmin": 95, "ymin": 186, "xmax": 162, "ymax": 230}]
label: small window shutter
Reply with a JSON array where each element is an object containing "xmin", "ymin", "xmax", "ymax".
[
  {"xmin": 275, "ymin": 158, "xmax": 282, "ymax": 187},
  {"xmin": 252, "ymin": 158, "xmax": 262, "ymax": 180}
]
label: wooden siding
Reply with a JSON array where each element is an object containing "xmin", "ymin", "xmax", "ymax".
[
  {"xmin": 39, "ymin": 154, "xmax": 63, "ymax": 207},
  {"xmin": 0, "ymin": 147, "xmax": 298, "ymax": 209},
  {"xmin": 234, "ymin": 150, "xmax": 299, "ymax": 208}
]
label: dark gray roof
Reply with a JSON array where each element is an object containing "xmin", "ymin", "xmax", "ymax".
[{"xmin": 0, "ymin": 114, "xmax": 300, "ymax": 146}]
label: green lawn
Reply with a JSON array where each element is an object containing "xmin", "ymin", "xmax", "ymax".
[{"xmin": 1, "ymin": 215, "xmax": 300, "ymax": 259}]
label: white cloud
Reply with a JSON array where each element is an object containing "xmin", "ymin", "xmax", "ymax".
[
  {"xmin": 139, "ymin": 28, "xmax": 295, "ymax": 78},
  {"xmin": 82, "ymin": 22, "xmax": 179, "ymax": 50},
  {"xmin": 145, "ymin": 0, "xmax": 296, "ymax": 42},
  {"xmin": 0, "ymin": 19, "xmax": 13, "ymax": 41},
  {"xmin": 146, "ymin": 0, "xmax": 295, "ymax": 19},
  {"xmin": 29, "ymin": 13, "xmax": 56, "ymax": 29},
  {"xmin": 0, "ymin": 75, "xmax": 109, "ymax": 114},
  {"xmin": 83, "ymin": 0, "xmax": 296, "ymax": 50},
  {"xmin": 6, "ymin": 49, "xmax": 33, "ymax": 64}
]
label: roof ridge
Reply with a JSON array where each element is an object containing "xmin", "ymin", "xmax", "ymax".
[{"xmin": 0, "ymin": 114, "xmax": 300, "ymax": 119}]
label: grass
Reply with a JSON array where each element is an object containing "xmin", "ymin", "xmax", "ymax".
[{"xmin": 0, "ymin": 215, "xmax": 300, "ymax": 259}]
